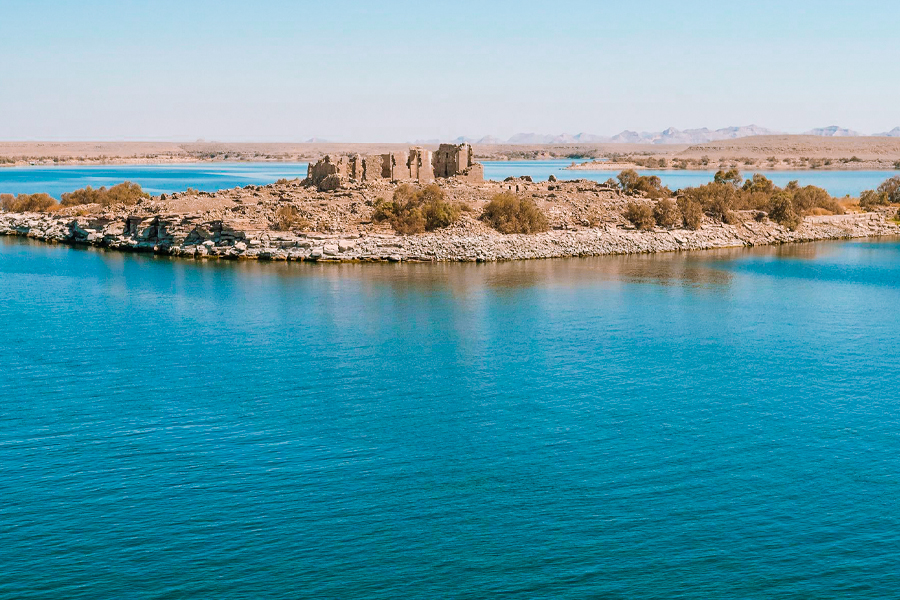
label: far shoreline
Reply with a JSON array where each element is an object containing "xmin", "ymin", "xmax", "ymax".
[{"xmin": 2, "ymin": 135, "xmax": 900, "ymax": 171}]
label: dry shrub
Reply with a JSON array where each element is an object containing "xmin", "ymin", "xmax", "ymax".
[
  {"xmin": 481, "ymin": 192, "xmax": 549, "ymax": 234},
  {"xmin": 859, "ymin": 190, "xmax": 889, "ymax": 210},
  {"xmin": 272, "ymin": 205, "xmax": 310, "ymax": 231},
  {"xmin": 878, "ymin": 176, "xmax": 900, "ymax": 203},
  {"xmin": 768, "ymin": 191, "xmax": 802, "ymax": 230},
  {"xmin": 373, "ymin": 183, "xmax": 465, "ymax": 234},
  {"xmin": 616, "ymin": 169, "xmax": 671, "ymax": 199},
  {"xmin": 676, "ymin": 170, "xmax": 845, "ymax": 229},
  {"xmin": 1, "ymin": 193, "xmax": 58, "ymax": 213},
  {"xmin": 653, "ymin": 198, "xmax": 681, "ymax": 229},
  {"xmin": 624, "ymin": 201, "xmax": 655, "ymax": 230},
  {"xmin": 60, "ymin": 182, "xmax": 149, "ymax": 207},
  {"xmin": 677, "ymin": 196, "xmax": 704, "ymax": 230},
  {"xmin": 807, "ymin": 207, "xmax": 834, "ymax": 216},
  {"xmin": 857, "ymin": 175, "xmax": 899, "ymax": 210}
]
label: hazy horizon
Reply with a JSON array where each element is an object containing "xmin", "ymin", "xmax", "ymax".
[{"xmin": 2, "ymin": 0, "xmax": 899, "ymax": 142}]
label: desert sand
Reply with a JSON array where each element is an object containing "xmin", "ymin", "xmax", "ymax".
[{"xmin": 3, "ymin": 136, "xmax": 899, "ymax": 170}]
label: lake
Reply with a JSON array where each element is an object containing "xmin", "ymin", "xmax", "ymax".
[
  {"xmin": 1, "ymin": 161, "xmax": 898, "ymax": 198},
  {"xmin": 2, "ymin": 236, "xmax": 899, "ymax": 598}
]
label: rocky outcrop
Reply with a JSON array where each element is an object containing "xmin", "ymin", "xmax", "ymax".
[{"xmin": 2, "ymin": 211, "xmax": 896, "ymax": 263}]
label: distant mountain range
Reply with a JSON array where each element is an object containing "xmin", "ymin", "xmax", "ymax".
[
  {"xmin": 876, "ymin": 127, "xmax": 900, "ymax": 137},
  {"xmin": 802, "ymin": 126, "xmax": 861, "ymax": 137},
  {"xmin": 415, "ymin": 125, "xmax": 900, "ymax": 145}
]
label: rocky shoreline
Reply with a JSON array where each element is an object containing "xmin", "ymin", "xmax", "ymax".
[{"xmin": 2, "ymin": 210, "xmax": 897, "ymax": 263}]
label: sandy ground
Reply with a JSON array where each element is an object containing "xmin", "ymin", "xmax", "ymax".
[{"xmin": 1, "ymin": 137, "xmax": 899, "ymax": 170}]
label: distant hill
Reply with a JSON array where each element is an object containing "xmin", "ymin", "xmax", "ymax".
[
  {"xmin": 609, "ymin": 125, "xmax": 778, "ymax": 144},
  {"xmin": 507, "ymin": 133, "xmax": 578, "ymax": 144},
  {"xmin": 803, "ymin": 126, "xmax": 861, "ymax": 137},
  {"xmin": 875, "ymin": 127, "xmax": 900, "ymax": 137},
  {"xmin": 417, "ymin": 126, "xmax": 898, "ymax": 146},
  {"xmin": 506, "ymin": 125, "xmax": 778, "ymax": 145}
]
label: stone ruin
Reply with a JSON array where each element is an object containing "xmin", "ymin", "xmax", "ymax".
[{"xmin": 305, "ymin": 143, "xmax": 483, "ymax": 191}]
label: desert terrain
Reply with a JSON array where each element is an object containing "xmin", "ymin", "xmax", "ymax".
[{"xmin": 3, "ymin": 136, "xmax": 900, "ymax": 171}]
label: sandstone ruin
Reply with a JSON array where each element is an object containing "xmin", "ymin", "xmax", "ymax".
[{"xmin": 305, "ymin": 143, "xmax": 483, "ymax": 190}]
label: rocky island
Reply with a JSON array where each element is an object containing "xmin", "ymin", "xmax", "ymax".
[{"xmin": 2, "ymin": 144, "xmax": 899, "ymax": 263}]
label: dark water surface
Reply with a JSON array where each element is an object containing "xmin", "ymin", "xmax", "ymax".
[
  {"xmin": 2, "ymin": 161, "xmax": 897, "ymax": 198},
  {"xmin": 2, "ymin": 237, "xmax": 900, "ymax": 598}
]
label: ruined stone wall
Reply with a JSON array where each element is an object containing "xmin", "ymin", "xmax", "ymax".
[
  {"xmin": 364, "ymin": 154, "xmax": 384, "ymax": 181},
  {"xmin": 460, "ymin": 162, "xmax": 484, "ymax": 184},
  {"xmin": 408, "ymin": 147, "xmax": 434, "ymax": 183},
  {"xmin": 390, "ymin": 151, "xmax": 410, "ymax": 180},
  {"xmin": 434, "ymin": 143, "xmax": 482, "ymax": 182},
  {"xmin": 307, "ymin": 143, "xmax": 480, "ymax": 189}
]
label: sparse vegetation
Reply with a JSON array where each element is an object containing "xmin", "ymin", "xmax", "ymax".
[
  {"xmin": 624, "ymin": 201, "xmax": 655, "ymax": 230},
  {"xmin": 0, "ymin": 193, "xmax": 58, "ymax": 213},
  {"xmin": 481, "ymin": 192, "xmax": 549, "ymax": 234},
  {"xmin": 60, "ymin": 182, "xmax": 149, "ymax": 207},
  {"xmin": 674, "ymin": 170, "xmax": 843, "ymax": 231},
  {"xmin": 373, "ymin": 183, "xmax": 465, "ymax": 234}
]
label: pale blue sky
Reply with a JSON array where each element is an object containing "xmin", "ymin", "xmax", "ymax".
[{"xmin": 1, "ymin": 0, "xmax": 898, "ymax": 141}]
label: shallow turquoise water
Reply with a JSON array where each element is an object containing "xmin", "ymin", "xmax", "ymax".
[
  {"xmin": 1, "ymin": 161, "xmax": 897, "ymax": 198},
  {"xmin": 1, "ymin": 237, "xmax": 899, "ymax": 598},
  {"xmin": 0, "ymin": 163, "xmax": 311, "ymax": 198}
]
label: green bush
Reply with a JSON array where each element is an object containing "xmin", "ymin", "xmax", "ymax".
[
  {"xmin": 481, "ymin": 192, "xmax": 549, "ymax": 234},
  {"xmin": 653, "ymin": 198, "xmax": 681, "ymax": 229},
  {"xmin": 373, "ymin": 183, "xmax": 464, "ymax": 234},
  {"xmin": 0, "ymin": 193, "xmax": 58, "ymax": 213},
  {"xmin": 60, "ymin": 182, "xmax": 149, "ymax": 207},
  {"xmin": 624, "ymin": 201, "xmax": 655, "ymax": 230}
]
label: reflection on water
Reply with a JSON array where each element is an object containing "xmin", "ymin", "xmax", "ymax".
[{"xmin": 3, "ymin": 236, "xmax": 900, "ymax": 598}]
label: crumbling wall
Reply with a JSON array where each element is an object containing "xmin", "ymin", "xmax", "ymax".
[
  {"xmin": 363, "ymin": 154, "xmax": 383, "ymax": 181},
  {"xmin": 349, "ymin": 154, "xmax": 364, "ymax": 182},
  {"xmin": 460, "ymin": 162, "xmax": 484, "ymax": 184},
  {"xmin": 386, "ymin": 151, "xmax": 408, "ymax": 180},
  {"xmin": 434, "ymin": 143, "xmax": 482, "ymax": 182},
  {"xmin": 306, "ymin": 143, "xmax": 481, "ymax": 190},
  {"xmin": 408, "ymin": 147, "xmax": 434, "ymax": 183}
]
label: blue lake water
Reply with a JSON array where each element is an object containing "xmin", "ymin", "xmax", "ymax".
[
  {"xmin": 2, "ymin": 236, "xmax": 900, "ymax": 598},
  {"xmin": 1, "ymin": 161, "xmax": 898, "ymax": 198}
]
